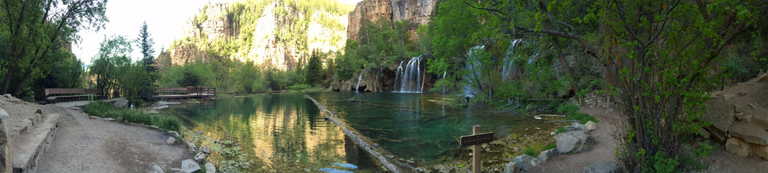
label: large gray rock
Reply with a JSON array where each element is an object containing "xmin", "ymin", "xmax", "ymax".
[
  {"xmin": 181, "ymin": 159, "xmax": 200, "ymax": 173},
  {"xmin": 205, "ymin": 162, "xmax": 216, "ymax": 173},
  {"xmin": 700, "ymin": 98, "xmax": 735, "ymax": 141},
  {"xmin": 554, "ymin": 130, "xmax": 596, "ymax": 154},
  {"xmin": 513, "ymin": 154, "xmax": 541, "ymax": 172},
  {"xmin": 537, "ymin": 148, "xmax": 557, "ymax": 162},
  {"xmin": 182, "ymin": 139, "xmax": 196, "ymax": 153},
  {"xmin": 0, "ymin": 108, "xmax": 9, "ymax": 119},
  {"xmin": 169, "ymin": 131, "xmax": 180, "ymax": 138},
  {"xmin": 503, "ymin": 161, "xmax": 521, "ymax": 173},
  {"xmin": 566, "ymin": 122, "xmax": 587, "ymax": 132},
  {"xmin": 201, "ymin": 146, "xmax": 211, "ymax": 154},
  {"xmin": 114, "ymin": 98, "xmax": 129, "ymax": 108},
  {"xmin": 194, "ymin": 152, "xmax": 206, "ymax": 162},
  {"xmin": 583, "ymin": 161, "xmax": 622, "ymax": 173},
  {"xmin": 167, "ymin": 137, "xmax": 176, "ymax": 145}
]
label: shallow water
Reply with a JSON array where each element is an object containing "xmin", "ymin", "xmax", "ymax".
[{"xmin": 162, "ymin": 92, "xmax": 538, "ymax": 172}]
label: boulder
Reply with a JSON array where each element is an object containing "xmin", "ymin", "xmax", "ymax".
[
  {"xmin": 513, "ymin": 154, "xmax": 541, "ymax": 172},
  {"xmin": 585, "ymin": 121, "xmax": 597, "ymax": 131},
  {"xmin": 735, "ymin": 113, "xmax": 744, "ymax": 120},
  {"xmin": 725, "ymin": 137, "xmax": 751, "ymax": 157},
  {"xmin": 116, "ymin": 117, "xmax": 123, "ymax": 123},
  {"xmin": 537, "ymin": 148, "xmax": 557, "ymax": 162},
  {"xmin": 697, "ymin": 128, "xmax": 710, "ymax": 139},
  {"xmin": 167, "ymin": 137, "xmax": 176, "ymax": 145},
  {"xmin": 169, "ymin": 168, "xmax": 182, "ymax": 173},
  {"xmin": 114, "ymin": 98, "xmax": 129, "ymax": 108},
  {"xmin": 181, "ymin": 159, "xmax": 200, "ymax": 173},
  {"xmin": 150, "ymin": 125, "xmax": 160, "ymax": 130},
  {"xmin": 583, "ymin": 161, "xmax": 622, "ymax": 173},
  {"xmin": 752, "ymin": 144, "xmax": 768, "ymax": 160},
  {"xmin": 201, "ymin": 146, "xmax": 211, "ymax": 154},
  {"xmin": 728, "ymin": 121, "xmax": 768, "ymax": 145},
  {"xmin": 194, "ymin": 152, "xmax": 206, "ymax": 162},
  {"xmin": 0, "ymin": 108, "xmax": 9, "ymax": 119},
  {"xmin": 123, "ymin": 120, "xmax": 129, "ymax": 124},
  {"xmin": 554, "ymin": 130, "xmax": 596, "ymax": 154},
  {"xmin": 205, "ymin": 162, "xmax": 216, "ymax": 173},
  {"xmin": 182, "ymin": 139, "xmax": 197, "ymax": 153},
  {"xmin": 169, "ymin": 131, "xmax": 180, "ymax": 138},
  {"xmin": 503, "ymin": 161, "xmax": 521, "ymax": 173},
  {"xmin": 103, "ymin": 118, "xmax": 115, "ymax": 121},
  {"xmin": 153, "ymin": 164, "xmax": 165, "ymax": 173},
  {"xmin": 699, "ymin": 98, "xmax": 735, "ymax": 141},
  {"xmin": 566, "ymin": 122, "xmax": 587, "ymax": 132},
  {"xmin": 734, "ymin": 104, "xmax": 743, "ymax": 113}
]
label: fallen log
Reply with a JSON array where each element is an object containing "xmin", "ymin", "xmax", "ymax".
[{"xmin": 306, "ymin": 95, "xmax": 413, "ymax": 173}]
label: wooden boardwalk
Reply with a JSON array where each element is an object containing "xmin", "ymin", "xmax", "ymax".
[{"xmin": 152, "ymin": 87, "xmax": 216, "ymax": 99}]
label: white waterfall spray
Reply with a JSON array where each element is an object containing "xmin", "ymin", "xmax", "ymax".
[
  {"xmin": 356, "ymin": 69, "xmax": 366, "ymax": 92},
  {"xmin": 395, "ymin": 56, "xmax": 423, "ymax": 93}
]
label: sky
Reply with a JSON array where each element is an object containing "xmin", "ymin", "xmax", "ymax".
[{"xmin": 73, "ymin": 0, "xmax": 362, "ymax": 65}]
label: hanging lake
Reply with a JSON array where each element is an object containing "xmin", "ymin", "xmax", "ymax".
[{"xmin": 160, "ymin": 92, "xmax": 544, "ymax": 172}]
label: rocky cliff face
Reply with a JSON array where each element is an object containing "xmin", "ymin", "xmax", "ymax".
[
  {"xmin": 347, "ymin": 0, "xmax": 437, "ymax": 41},
  {"xmin": 165, "ymin": 1, "xmax": 350, "ymax": 71}
]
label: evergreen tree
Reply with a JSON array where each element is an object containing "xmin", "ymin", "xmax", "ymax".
[
  {"xmin": 137, "ymin": 20, "xmax": 156, "ymax": 66},
  {"xmin": 135, "ymin": 21, "xmax": 158, "ymax": 99},
  {"xmin": 305, "ymin": 49, "xmax": 323, "ymax": 86}
]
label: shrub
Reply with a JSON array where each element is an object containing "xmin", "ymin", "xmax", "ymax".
[
  {"xmin": 556, "ymin": 103, "xmax": 598, "ymax": 124},
  {"xmin": 287, "ymin": 84, "xmax": 311, "ymax": 91},
  {"xmin": 84, "ymin": 101, "xmax": 181, "ymax": 131},
  {"xmin": 555, "ymin": 127, "xmax": 567, "ymax": 134}
]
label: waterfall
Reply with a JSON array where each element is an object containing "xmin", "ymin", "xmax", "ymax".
[
  {"xmin": 395, "ymin": 56, "xmax": 422, "ymax": 93},
  {"xmin": 502, "ymin": 39, "xmax": 524, "ymax": 81},
  {"xmin": 442, "ymin": 71, "xmax": 446, "ymax": 94},
  {"xmin": 395, "ymin": 61, "xmax": 404, "ymax": 91},
  {"xmin": 463, "ymin": 46, "xmax": 484, "ymax": 98},
  {"xmin": 356, "ymin": 69, "xmax": 366, "ymax": 92}
]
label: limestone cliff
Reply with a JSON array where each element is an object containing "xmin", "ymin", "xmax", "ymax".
[
  {"xmin": 164, "ymin": 0, "xmax": 352, "ymax": 71},
  {"xmin": 347, "ymin": 0, "xmax": 436, "ymax": 41}
]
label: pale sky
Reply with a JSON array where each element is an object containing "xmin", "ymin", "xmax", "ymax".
[{"xmin": 74, "ymin": 0, "xmax": 361, "ymax": 65}]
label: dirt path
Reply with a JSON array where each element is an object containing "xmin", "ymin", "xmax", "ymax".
[
  {"xmin": 529, "ymin": 106, "xmax": 620, "ymax": 173},
  {"xmin": 35, "ymin": 108, "xmax": 191, "ymax": 173}
]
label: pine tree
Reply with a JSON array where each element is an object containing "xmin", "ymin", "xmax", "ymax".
[
  {"xmin": 305, "ymin": 49, "xmax": 323, "ymax": 86},
  {"xmin": 138, "ymin": 21, "xmax": 156, "ymax": 66}
]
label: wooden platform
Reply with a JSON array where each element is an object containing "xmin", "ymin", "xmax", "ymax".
[{"xmin": 152, "ymin": 93, "xmax": 215, "ymax": 99}]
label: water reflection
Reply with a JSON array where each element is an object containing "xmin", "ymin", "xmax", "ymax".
[{"xmin": 162, "ymin": 95, "xmax": 377, "ymax": 172}]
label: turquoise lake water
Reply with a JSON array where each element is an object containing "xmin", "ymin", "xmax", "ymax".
[{"xmin": 161, "ymin": 92, "xmax": 536, "ymax": 172}]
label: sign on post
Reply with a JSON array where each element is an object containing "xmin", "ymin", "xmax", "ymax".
[{"xmin": 459, "ymin": 125, "xmax": 494, "ymax": 173}]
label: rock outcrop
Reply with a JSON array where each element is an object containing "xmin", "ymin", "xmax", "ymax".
[
  {"xmin": 347, "ymin": 0, "xmax": 437, "ymax": 41},
  {"xmin": 165, "ymin": 1, "xmax": 350, "ymax": 71},
  {"xmin": 699, "ymin": 73, "xmax": 768, "ymax": 160}
]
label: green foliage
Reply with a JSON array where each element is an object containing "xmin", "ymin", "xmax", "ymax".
[
  {"xmin": 523, "ymin": 147, "xmax": 537, "ymax": 156},
  {"xmin": 647, "ymin": 151, "xmax": 679, "ymax": 173},
  {"xmin": 287, "ymin": 84, "xmax": 311, "ymax": 91},
  {"xmin": 0, "ymin": 0, "xmax": 108, "ymax": 96},
  {"xmin": 90, "ymin": 35, "xmax": 157, "ymax": 99},
  {"xmin": 32, "ymin": 57, "xmax": 86, "ymax": 101},
  {"xmin": 555, "ymin": 127, "xmax": 566, "ymax": 135},
  {"xmin": 83, "ymin": 101, "xmax": 181, "ymax": 131},
  {"xmin": 543, "ymin": 143, "xmax": 557, "ymax": 151},
  {"xmin": 694, "ymin": 141, "xmax": 716, "ymax": 157},
  {"xmin": 556, "ymin": 103, "xmax": 597, "ymax": 124},
  {"xmin": 305, "ymin": 50, "xmax": 324, "ymax": 86}
]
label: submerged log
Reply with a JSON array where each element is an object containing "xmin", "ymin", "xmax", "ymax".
[{"xmin": 306, "ymin": 95, "xmax": 412, "ymax": 173}]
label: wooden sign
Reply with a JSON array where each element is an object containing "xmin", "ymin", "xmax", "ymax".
[{"xmin": 460, "ymin": 132, "xmax": 494, "ymax": 147}]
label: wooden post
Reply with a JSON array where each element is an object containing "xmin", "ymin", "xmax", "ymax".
[{"xmin": 473, "ymin": 125, "xmax": 481, "ymax": 173}]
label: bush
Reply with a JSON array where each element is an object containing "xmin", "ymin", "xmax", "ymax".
[
  {"xmin": 287, "ymin": 84, "xmax": 311, "ymax": 91},
  {"xmin": 84, "ymin": 101, "xmax": 181, "ymax": 131},
  {"xmin": 555, "ymin": 127, "xmax": 567, "ymax": 134}
]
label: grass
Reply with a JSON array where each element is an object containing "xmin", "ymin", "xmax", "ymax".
[
  {"xmin": 543, "ymin": 143, "xmax": 557, "ymax": 151},
  {"xmin": 523, "ymin": 147, "xmax": 537, "ymax": 156},
  {"xmin": 83, "ymin": 101, "xmax": 181, "ymax": 131},
  {"xmin": 555, "ymin": 127, "xmax": 567, "ymax": 134},
  {"xmin": 556, "ymin": 103, "xmax": 599, "ymax": 124}
]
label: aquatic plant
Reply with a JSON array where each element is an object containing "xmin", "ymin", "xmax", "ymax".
[{"xmin": 83, "ymin": 101, "xmax": 181, "ymax": 131}]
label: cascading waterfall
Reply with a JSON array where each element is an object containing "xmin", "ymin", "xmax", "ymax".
[
  {"xmin": 394, "ymin": 61, "xmax": 404, "ymax": 91},
  {"xmin": 395, "ymin": 56, "xmax": 422, "ymax": 92},
  {"xmin": 463, "ymin": 46, "xmax": 484, "ymax": 97},
  {"xmin": 442, "ymin": 71, "xmax": 446, "ymax": 94},
  {"xmin": 502, "ymin": 39, "xmax": 524, "ymax": 81},
  {"xmin": 356, "ymin": 69, "xmax": 367, "ymax": 92}
]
